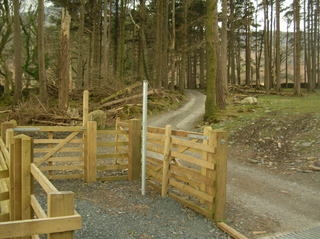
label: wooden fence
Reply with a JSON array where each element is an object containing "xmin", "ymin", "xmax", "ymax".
[
  {"xmin": 0, "ymin": 132, "xmax": 81, "ymax": 238},
  {"xmin": 0, "ymin": 131, "xmax": 9, "ymax": 223},
  {"xmin": 0, "ymin": 118, "xmax": 141, "ymax": 184},
  {"xmin": 146, "ymin": 125, "xmax": 227, "ymax": 221},
  {"xmin": 95, "ymin": 119, "xmax": 141, "ymax": 181}
]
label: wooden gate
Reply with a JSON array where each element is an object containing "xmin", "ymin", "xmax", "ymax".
[
  {"xmin": 95, "ymin": 119, "xmax": 141, "ymax": 181},
  {"xmin": 10, "ymin": 126, "xmax": 86, "ymax": 180}
]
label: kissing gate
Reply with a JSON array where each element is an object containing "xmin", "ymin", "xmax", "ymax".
[{"xmin": 0, "ymin": 91, "xmax": 227, "ymax": 238}]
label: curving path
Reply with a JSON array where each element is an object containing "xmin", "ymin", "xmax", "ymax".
[
  {"xmin": 148, "ymin": 89, "xmax": 320, "ymax": 238},
  {"xmin": 149, "ymin": 90, "xmax": 205, "ymax": 131}
]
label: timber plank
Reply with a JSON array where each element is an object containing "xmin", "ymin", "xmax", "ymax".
[
  {"xmin": 169, "ymin": 178, "xmax": 214, "ymax": 203},
  {"xmin": 0, "ymin": 170, "xmax": 8, "ymax": 179},
  {"xmin": 97, "ymin": 141, "xmax": 128, "ymax": 147},
  {"xmin": 96, "ymin": 153, "xmax": 128, "ymax": 159},
  {"xmin": 36, "ymin": 131, "xmax": 80, "ymax": 166},
  {"xmin": 172, "ymin": 137, "xmax": 215, "ymax": 153},
  {"xmin": 96, "ymin": 164, "xmax": 128, "ymax": 171},
  {"xmin": 14, "ymin": 126, "xmax": 83, "ymax": 132},
  {"xmin": 34, "ymin": 138, "xmax": 83, "ymax": 144},
  {"xmin": 97, "ymin": 175, "xmax": 128, "ymax": 181},
  {"xmin": 171, "ymin": 151, "xmax": 215, "ymax": 169},
  {"xmin": 147, "ymin": 144, "xmax": 163, "ymax": 154},
  {"xmin": 31, "ymin": 195, "xmax": 47, "ymax": 219},
  {"xmin": 39, "ymin": 165, "xmax": 84, "ymax": 171},
  {"xmin": 0, "ymin": 192, "xmax": 9, "ymax": 201},
  {"xmin": 34, "ymin": 147, "xmax": 82, "ymax": 153},
  {"xmin": 47, "ymin": 174, "xmax": 83, "ymax": 180},
  {"xmin": 0, "ymin": 215, "xmax": 81, "ymax": 238},
  {"xmin": 0, "ymin": 213, "xmax": 9, "ymax": 222},
  {"xmin": 168, "ymin": 192, "xmax": 211, "ymax": 218},
  {"xmin": 31, "ymin": 163, "xmax": 58, "ymax": 193},
  {"xmin": 170, "ymin": 164, "xmax": 215, "ymax": 187},
  {"xmin": 97, "ymin": 130, "xmax": 128, "ymax": 135}
]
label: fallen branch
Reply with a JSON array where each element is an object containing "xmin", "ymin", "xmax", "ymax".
[
  {"xmin": 99, "ymin": 89, "xmax": 160, "ymax": 109},
  {"xmin": 31, "ymin": 119, "xmax": 71, "ymax": 126},
  {"xmin": 0, "ymin": 110, "xmax": 12, "ymax": 114},
  {"xmin": 100, "ymin": 82, "xmax": 143, "ymax": 104},
  {"xmin": 217, "ymin": 222, "xmax": 249, "ymax": 239}
]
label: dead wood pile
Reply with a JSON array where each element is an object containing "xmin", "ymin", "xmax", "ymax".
[{"xmin": 6, "ymin": 83, "xmax": 183, "ymax": 127}]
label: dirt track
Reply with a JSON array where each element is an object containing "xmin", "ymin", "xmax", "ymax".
[{"xmin": 150, "ymin": 90, "xmax": 320, "ymax": 238}]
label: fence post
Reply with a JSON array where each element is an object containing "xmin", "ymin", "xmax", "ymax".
[
  {"xmin": 161, "ymin": 125, "xmax": 172, "ymax": 197},
  {"xmin": 9, "ymin": 136, "xmax": 22, "ymax": 221},
  {"xmin": 214, "ymin": 130, "xmax": 228, "ymax": 222},
  {"xmin": 83, "ymin": 90, "xmax": 89, "ymax": 127},
  {"xmin": 84, "ymin": 121, "xmax": 97, "ymax": 183},
  {"xmin": 1, "ymin": 121, "xmax": 15, "ymax": 145},
  {"xmin": 48, "ymin": 191, "xmax": 75, "ymax": 239},
  {"xmin": 20, "ymin": 135, "xmax": 32, "ymax": 221},
  {"xmin": 201, "ymin": 127, "xmax": 215, "ymax": 203},
  {"xmin": 128, "ymin": 119, "xmax": 141, "ymax": 181}
]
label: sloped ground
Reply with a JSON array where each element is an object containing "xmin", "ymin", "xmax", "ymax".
[
  {"xmin": 226, "ymin": 112, "xmax": 320, "ymax": 238},
  {"xmin": 230, "ymin": 112, "xmax": 320, "ymax": 173}
]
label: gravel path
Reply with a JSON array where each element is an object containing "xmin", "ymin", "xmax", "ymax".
[
  {"xmin": 149, "ymin": 90, "xmax": 205, "ymax": 131},
  {"xmin": 49, "ymin": 180, "xmax": 230, "ymax": 239}
]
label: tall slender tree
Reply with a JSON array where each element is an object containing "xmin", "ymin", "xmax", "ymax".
[
  {"xmin": 58, "ymin": 8, "xmax": 71, "ymax": 110},
  {"xmin": 293, "ymin": 0, "xmax": 301, "ymax": 95},
  {"xmin": 263, "ymin": 0, "xmax": 270, "ymax": 91},
  {"xmin": 13, "ymin": 0, "xmax": 22, "ymax": 104},
  {"xmin": 77, "ymin": 0, "xmax": 85, "ymax": 89},
  {"xmin": 275, "ymin": 0, "xmax": 281, "ymax": 91},
  {"xmin": 217, "ymin": 0, "xmax": 228, "ymax": 109},
  {"xmin": 205, "ymin": 0, "xmax": 217, "ymax": 119},
  {"xmin": 38, "ymin": 0, "xmax": 48, "ymax": 105}
]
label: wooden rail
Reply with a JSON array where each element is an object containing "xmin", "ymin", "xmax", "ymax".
[
  {"xmin": 146, "ymin": 124, "xmax": 227, "ymax": 221},
  {"xmin": 0, "ymin": 133, "xmax": 82, "ymax": 238}
]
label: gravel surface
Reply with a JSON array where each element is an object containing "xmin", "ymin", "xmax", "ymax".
[{"xmin": 50, "ymin": 180, "xmax": 230, "ymax": 239}]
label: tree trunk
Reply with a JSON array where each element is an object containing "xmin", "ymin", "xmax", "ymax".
[
  {"xmin": 263, "ymin": 0, "xmax": 270, "ymax": 91},
  {"xmin": 138, "ymin": 0, "xmax": 150, "ymax": 82},
  {"xmin": 228, "ymin": 0, "xmax": 236, "ymax": 85},
  {"xmin": 13, "ymin": 0, "xmax": 22, "ymax": 104},
  {"xmin": 77, "ymin": 0, "xmax": 85, "ymax": 89},
  {"xmin": 294, "ymin": 0, "xmax": 301, "ymax": 95},
  {"xmin": 58, "ymin": 8, "xmax": 71, "ymax": 110},
  {"xmin": 38, "ymin": 0, "xmax": 48, "ymax": 105},
  {"xmin": 162, "ymin": 0, "xmax": 169, "ymax": 88},
  {"xmin": 169, "ymin": 0, "xmax": 177, "ymax": 88},
  {"xmin": 217, "ymin": 0, "xmax": 228, "ymax": 109},
  {"xmin": 199, "ymin": 46, "xmax": 205, "ymax": 88},
  {"xmin": 275, "ymin": 0, "xmax": 281, "ymax": 91},
  {"xmin": 179, "ymin": 0, "xmax": 190, "ymax": 91},
  {"xmin": 204, "ymin": 0, "xmax": 217, "ymax": 120},
  {"xmin": 102, "ymin": 0, "xmax": 111, "ymax": 85},
  {"xmin": 118, "ymin": 0, "xmax": 126, "ymax": 84},
  {"xmin": 245, "ymin": 1, "xmax": 251, "ymax": 86},
  {"xmin": 311, "ymin": 0, "xmax": 317, "ymax": 90}
]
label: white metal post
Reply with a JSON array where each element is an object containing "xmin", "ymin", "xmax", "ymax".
[{"xmin": 141, "ymin": 80, "xmax": 148, "ymax": 195}]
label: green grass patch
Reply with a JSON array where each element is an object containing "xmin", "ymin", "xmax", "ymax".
[{"xmin": 212, "ymin": 92, "xmax": 320, "ymax": 132}]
